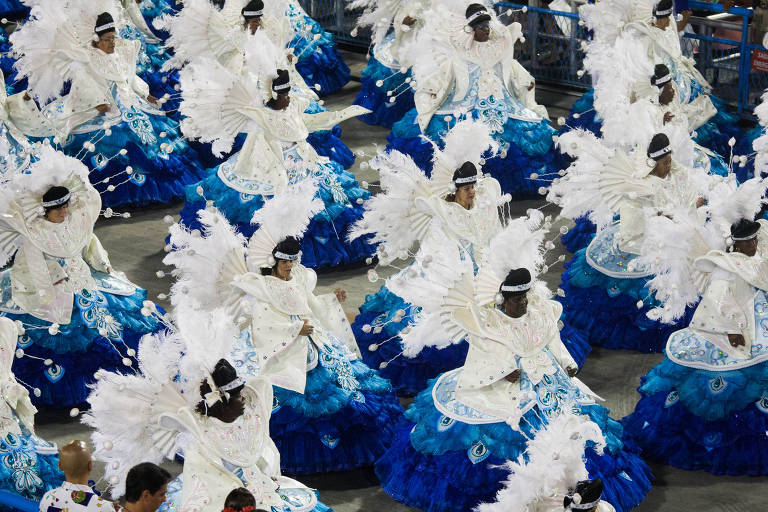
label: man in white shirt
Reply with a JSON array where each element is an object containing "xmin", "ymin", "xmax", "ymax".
[{"xmin": 39, "ymin": 440, "xmax": 119, "ymax": 512}]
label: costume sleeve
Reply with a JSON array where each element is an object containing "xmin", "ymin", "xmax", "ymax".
[
  {"xmin": 248, "ymin": 302, "xmax": 305, "ymax": 360},
  {"xmin": 131, "ymin": 74, "xmax": 150, "ymax": 100},
  {"xmin": 457, "ymin": 333, "xmax": 518, "ymax": 391},
  {"xmin": 82, "ymin": 234, "xmax": 112, "ymax": 272},
  {"xmin": 689, "ymin": 276, "xmax": 745, "ymax": 336}
]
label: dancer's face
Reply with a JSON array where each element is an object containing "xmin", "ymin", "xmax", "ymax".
[
  {"xmin": 473, "ymin": 22, "xmax": 491, "ymax": 43},
  {"xmin": 650, "ymin": 154, "xmax": 672, "ymax": 179},
  {"xmin": 97, "ymin": 32, "xmax": 116, "ymax": 54},
  {"xmin": 503, "ymin": 293, "xmax": 528, "ymax": 318},
  {"xmin": 45, "ymin": 204, "xmax": 69, "ymax": 224},
  {"xmin": 211, "ymin": 390, "xmax": 246, "ymax": 424},
  {"xmin": 734, "ymin": 236, "xmax": 758, "ymax": 257},
  {"xmin": 654, "ymin": 16, "xmax": 671, "ymax": 30},
  {"xmin": 454, "ymin": 184, "xmax": 476, "ymax": 210},
  {"xmin": 245, "ymin": 18, "xmax": 262, "ymax": 35},
  {"xmin": 274, "ymin": 259, "xmax": 294, "ymax": 280},
  {"xmin": 659, "ymin": 82, "xmax": 675, "ymax": 105},
  {"xmin": 272, "ymin": 92, "xmax": 291, "ymax": 110}
]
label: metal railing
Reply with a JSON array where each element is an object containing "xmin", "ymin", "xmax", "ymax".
[{"xmin": 297, "ymin": 0, "xmax": 765, "ymax": 116}]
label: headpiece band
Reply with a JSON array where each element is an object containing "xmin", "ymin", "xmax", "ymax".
[
  {"xmin": 454, "ymin": 176, "xmax": 478, "ymax": 184},
  {"xmin": 466, "ymin": 10, "xmax": 489, "ymax": 24},
  {"xmin": 732, "ymin": 232, "xmax": 759, "ymax": 241},
  {"xmin": 95, "ymin": 22, "xmax": 115, "ymax": 32},
  {"xmin": 218, "ymin": 376, "xmax": 245, "ymax": 392},
  {"xmin": 653, "ymin": 73, "xmax": 672, "ymax": 86},
  {"xmin": 648, "ymin": 146, "xmax": 671, "ymax": 159},
  {"xmin": 41, "ymin": 194, "xmax": 71, "ymax": 208},
  {"xmin": 273, "ymin": 83, "xmax": 290, "ymax": 91},
  {"xmin": 243, "ymin": 9, "xmax": 263, "ymax": 16},
  {"xmin": 569, "ymin": 499, "xmax": 601, "ymax": 510},
  {"xmin": 274, "ymin": 250, "xmax": 300, "ymax": 260},
  {"xmin": 654, "ymin": 7, "xmax": 673, "ymax": 16},
  {"xmin": 500, "ymin": 283, "xmax": 531, "ymax": 293}
]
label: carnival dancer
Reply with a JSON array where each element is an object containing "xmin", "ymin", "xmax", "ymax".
[
  {"xmin": 164, "ymin": 188, "xmax": 403, "ymax": 474},
  {"xmin": 549, "ymin": 129, "xmax": 724, "ymax": 353},
  {"xmin": 350, "ymin": 0, "xmax": 428, "ymax": 127},
  {"xmin": 0, "ymin": 146, "xmax": 162, "ymax": 407},
  {"xmin": 348, "ymin": 120, "xmax": 590, "ymax": 395},
  {"xmin": 386, "ymin": 2, "xmax": 557, "ymax": 197},
  {"xmin": 374, "ymin": 215, "xmax": 652, "ymax": 512},
  {"xmin": 10, "ymin": 2, "xmax": 206, "ymax": 208},
  {"xmin": 84, "ymin": 307, "xmax": 332, "ymax": 512},
  {"xmin": 0, "ymin": 317, "xmax": 63, "ymax": 502},
  {"xmin": 622, "ymin": 176, "xmax": 768, "ymax": 474},
  {"xmin": 177, "ymin": 60, "xmax": 373, "ymax": 269}
]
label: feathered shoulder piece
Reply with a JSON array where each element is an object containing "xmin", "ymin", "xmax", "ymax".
[
  {"xmin": 83, "ymin": 304, "xmax": 240, "ymax": 498},
  {"xmin": 474, "ymin": 210, "xmax": 547, "ymax": 306},
  {"xmin": 429, "ymin": 119, "xmax": 499, "ymax": 198},
  {"xmin": 475, "ymin": 411, "xmax": 605, "ymax": 512},
  {"xmin": 163, "ymin": 207, "xmax": 249, "ymax": 314},
  {"xmin": 247, "ymin": 181, "xmax": 323, "ymax": 269},
  {"xmin": 11, "ymin": 0, "xmax": 118, "ymax": 103},
  {"xmin": 547, "ymin": 130, "xmax": 649, "ymax": 230},
  {"xmin": 154, "ymin": 0, "xmax": 240, "ymax": 72},
  {"xmin": 178, "ymin": 58, "xmax": 264, "ymax": 157},
  {"xmin": 346, "ymin": 149, "xmax": 432, "ymax": 265}
]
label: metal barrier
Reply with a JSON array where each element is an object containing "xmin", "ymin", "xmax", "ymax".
[{"xmin": 297, "ymin": 0, "xmax": 765, "ymax": 115}]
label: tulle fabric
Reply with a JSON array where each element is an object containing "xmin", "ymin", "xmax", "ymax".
[
  {"xmin": 352, "ymin": 285, "xmax": 592, "ymax": 396},
  {"xmin": 622, "ymin": 357, "xmax": 768, "ymax": 475},
  {"xmin": 375, "ymin": 376, "xmax": 652, "ymax": 512},
  {"xmin": 3, "ymin": 287, "xmax": 161, "ymax": 407},
  {"xmin": 270, "ymin": 356, "xmax": 403, "ymax": 474},
  {"xmin": 559, "ymin": 248, "xmax": 694, "ymax": 352},
  {"xmin": 353, "ymin": 56, "xmax": 415, "ymax": 128},
  {"xmin": 386, "ymin": 109, "xmax": 555, "ymax": 198}
]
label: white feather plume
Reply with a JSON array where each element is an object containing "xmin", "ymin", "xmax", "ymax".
[
  {"xmin": 430, "ymin": 119, "xmax": 499, "ymax": 197},
  {"xmin": 163, "ymin": 207, "xmax": 248, "ymax": 313},
  {"xmin": 347, "ymin": 149, "xmax": 431, "ymax": 264},
  {"xmin": 247, "ymin": 180, "xmax": 323, "ymax": 268},
  {"xmin": 475, "ymin": 410, "xmax": 605, "ymax": 512},
  {"xmin": 707, "ymin": 175, "xmax": 768, "ymax": 235}
]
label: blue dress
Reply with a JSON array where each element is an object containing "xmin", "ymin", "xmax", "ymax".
[
  {"xmin": 623, "ymin": 290, "xmax": 768, "ymax": 475},
  {"xmin": 0, "ymin": 423, "xmax": 62, "ymax": 503},
  {"xmin": 559, "ymin": 222, "xmax": 694, "ymax": 353},
  {"xmin": 0, "ymin": 269, "xmax": 161, "ymax": 407},
  {"xmin": 231, "ymin": 327, "xmax": 403, "ymax": 475},
  {"xmin": 375, "ymin": 364, "xmax": 652, "ymax": 512},
  {"xmin": 0, "ymin": 0, "xmax": 27, "ymax": 19},
  {"xmin": 386, "ymin": 60, "xmax": 556, "ymax": 198},
  {"xmin": 287, "ymin": 2, "xmax": 350, "ymax": 96},
  {"xmin": 353, "ymin": 34, "xmax": 415, "ymax": 128}
]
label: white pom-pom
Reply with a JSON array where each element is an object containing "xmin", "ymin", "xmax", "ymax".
[
  {"xmin": 107, "ymin": 185, "xmax": 115, "ymax": 192},
  {"xmin": 314, "ymin": 84, "xmax": 322, "ymax": 91},
  {"xmin": 69, "ymin": 408, "xmax": 80, "ymax": 418},
  {"xmin": 14, "ymin": 349, "xmax": 23, "ymax": 358},
  {"xmin": 728, "ymin": 137, "xmax": 736, "ymax": 147},
  {"xmin": 376, "ymin": 80, "xmax": 384, "ymax": 87},
  {"xmin": 104, "ymin": 129, "xmax": 112, "ymax": 136},
  {"xmin": 557, "ymin": 117, "xmax": 565, "ymax": 126},
  {"xmin": 576, "ymin": 69, "xmax": 584, "ymax": 77},
  {"xmin": 367, "ymin": 270, "xmax": 378, "ymax": 282},
  {"xmin": 365, "ymin": 257, "xmax": 373, "ymax": 265},
  {"xmin": 559, "ymin": 226, "xmax": 569, "ymax": 234},
  {"xmin": 48, "ymin": 324, "xmax": 59, "ymax": 335},
  {"xmin": 520, "ymin": 36, "xmax": 525, "ymax": 43},
  {"xmin": 636, "ymin": 300, "xmax": 644, "ymax": 309},
  {"xmin": 119, "ymin": 149, "xmax": 128, "ymax": 156},
  {"xmin": 351, "ymin": 27, "xmax": 358, "ymax": 37},
  {"xmin": 196, "ymin": 186, "xmax": 204, "ymax": 195},
  {"xmin": 318, "ymin": 100, "xmax": 325, "ymax": 106},
  {"xmin": 43, "ymin": 358, "xmax": 53, "ymax": 366},
  {"xmin": 356, "ymin": 198, "xmax": 364, "ymax": 204},
  {"xmin": 140, "ymin": 308, "xmax": 150, "ymax": 316},
  {"xmin": 362, "ymin": 324, "xmax": 372, "ymax": 333},
  {"xmin": 389, "ymin": 97, "xmax": 396, "ymax": 103},
  {"xmin": 379, "ymin": 362, "xmax": 388, "ymax": 369},
  {"xmin": 538, "ymin": 187, "xmax": 548, "ymax": 195},
  {"xmin": 573, "ymin": 113, "xmax": 581, "ymax": 119},
  {"xmin": 557, "ymin": 288, "xmax": 565, "ymax": 297},
  {"xmin": 122, "ymin": 357, "xmax": 133, "ymax": 366},
  {"xmin": 156, "ymin": 270, "xmax": 166, "ymax": 278},
  {"xmin": 33, "ymin": 388, "xmax": 41, "ymax": 397},
  {"xmin": 368, "ymin": 344, "xmax": 378, "ymax": 352},
  {"xmin": 530, "ymin": 173, "xmax": 539, "ymax": 179}
]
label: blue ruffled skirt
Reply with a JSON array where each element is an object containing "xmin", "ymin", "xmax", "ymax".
[
  {"xmin": 1, "ymin": 274, "xmax": 161, "ymax": 407},
  {"xmin": 386, "ymin": 109, "xmax": 555, "ymax": 198},
  {"xmin": 59, "ymin": 108, "xmax": 206, "ymax": 208},
  {"xmin": 375, "ymin": 374, "xmax": 652, "ymax": 512},
  {"xmin": 0, "ymin": 426, "xmax": 62, "ymax": 502},
  {"xmin": 0, "ymin": 0, "xmax": 27, "ymax": 19},
  {"xmin": 352, "ymin": 284, "xmax": 591, "ymax": 396},
  {"xmin": 623, "ymin": 336, "xmax": 768, "ymax": 474},
  {"xmin": 353, "ymin": 55, "xmax": 414, "ymax": 128},
  {"xmin": 288, "ymin": 5, "xmax": 350, "ymax": 96},
  {"xmin": 559, "ymin": 246, "xmax": 694, "ymax": 352},
  {"xmin": 266, "ymin": 339, "xmax": 403, "ymax": 474},
  {"xmin": 178, "ymin": 156, "xmax": 374, "ymax": 269}
]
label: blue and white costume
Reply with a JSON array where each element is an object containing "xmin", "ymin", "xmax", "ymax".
[
  {"xmin": 0, "ymin": 147, "xmax": 162, "ymax": 407},
  {"xmin": 374, "ymin": 224, "xmax": 651, "ymax": 512},
  {"xmin": 624, "ymin": 219, "xmax": 768, "ymax": 474},
  {"xmin": 385, "ymin": 3, "xmax": 556, "ymax": 198}
]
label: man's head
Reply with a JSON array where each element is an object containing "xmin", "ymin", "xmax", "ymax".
[
  {"xmin": 94, "ymin": 12, "xmax": 117, "ymax": 54},
  {"xmin": 731, "ymin": 218, "xmax": 760, "ymax": 257},
  {"xmin": 43, "ymin": 186, "xmax": 71, "ymax": 224},
  {"xmin": 564, "ymin": 479, "xmax": 604, "ymax": 512},
  {"xmin": 652, "ymin": 0, "xmax": 673, "ymax": 29},
  {"xmin": 500, "ymin": 268, "xmax": 532, "ymax": 318},
  {"xmin": 268, "ymin": 70, "xmax": 291, "ymax": 110},
  {"xmin": 647, "ymin": 133, "xmax": 672, "ymax": 179},
  {"xmin": 241, "ymin": 0, "xmax": 264, "ymax": 35},
  {"xmin": 651, "ymin": 64, "xmax": 675, "ymax": 105},
  {"xmin": 124, "ymin": 463, "xmax": 172, "ymax": 512},
  {"xmin": 451, "ymin": 161, "xmax": 479, "ymax": 210},
  {"xmin": 58, "ymin": 440, "xmax": 92, "ymax": 482},
  {"xmin": 271, "ymin": 237, "xmax": 301, "ymax": 280}
]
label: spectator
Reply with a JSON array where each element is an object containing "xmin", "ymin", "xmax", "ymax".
[
  {"xmin": 222, "ymin": 488, "xmax": 268, "ymax": 512},
  {"xmin": 123, "ymin": 463, "xmax": 171, "ymax": 512},
  {"xmin": 39, "ymin": 440, "xmax": 119, "ymax": 512}
]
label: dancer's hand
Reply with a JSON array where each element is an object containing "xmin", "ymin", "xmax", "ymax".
[
  {"xmin": 528, "ymin": 81, "xmax": 535, "ymax": 91},
  {"xmin": 504, "ymin": 369, "xmax": 521, "ymax": 383},
  {"xmin": 402, "ymin": 16, "xmax": 417, "ymax": 26},
  {"xmin": 95, "ymin": 104, "xmax": 111, "ymax": 114},
  {"xmin": 334, "ymin": 288, "xmax": 347, "ymax": 302},
  {"xmin": 728, "ymin": 333, "xmax": 746, "ymax": 347},
  {"xmin": 566, "ymin": 365, "xmax": 578, "ymax": 377},
  {"xmin": 663, "ymin": 112, "xmax": 675, "ymax": 124},
  {"xmin": 299, "ymin": 320, "xmax": 314, "ymax": 336}
]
